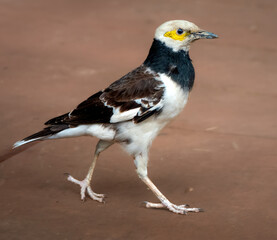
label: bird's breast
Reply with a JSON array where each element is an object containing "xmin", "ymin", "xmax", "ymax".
[{"xmin": 158, "ymin": 73, "xmax": 189, "ymax": 121}]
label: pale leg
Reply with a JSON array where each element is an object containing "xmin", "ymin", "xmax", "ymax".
[
  {"xmin": 66, "ymin": 140, "xmax": 113, "ymax": 202},
  {"xmin": 135, "ymin": 153, "xmax": 203, "ymax": 214}
]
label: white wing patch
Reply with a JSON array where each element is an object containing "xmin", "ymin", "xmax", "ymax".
[
  {"xmin": 110, "ymin": 107, "xmax": 140, "ymax": 123},
  {"xmin": 109, "ymin": 95, "xmax": 164, "ymax": 124}
]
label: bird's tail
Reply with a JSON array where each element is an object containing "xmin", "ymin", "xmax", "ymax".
[{"xmin": 13, "ymin": 125, "xmax": 69, "ymax": 149}]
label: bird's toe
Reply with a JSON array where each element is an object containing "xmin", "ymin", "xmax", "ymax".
[
  {"xmin": 143, "ymin": 200, "xmax": 203, "ymax": 215},
  {"xmin": 65, "ymin": 174, "xmax": 106, "ymax": 203}
]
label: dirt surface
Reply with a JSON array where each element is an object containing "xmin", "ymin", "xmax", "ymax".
[{"xmin": 0, "ymin": 0, "xmax": 276, "ymax": 239}]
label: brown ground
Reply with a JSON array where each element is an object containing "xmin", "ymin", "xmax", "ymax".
[{"xmin": 0, "ymin": 0, "xmax": 276, "ymax": 239}]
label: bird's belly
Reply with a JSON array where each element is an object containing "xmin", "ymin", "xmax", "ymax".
[{"xmin": 115, "ymin": 117, "xmax": 167, "ymax": 156}]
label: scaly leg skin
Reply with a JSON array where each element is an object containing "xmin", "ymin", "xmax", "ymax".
[
  {"xmin": 144, "ymin": 201, "xmax": 203, "ymax": 215},
  {"xmin": 135, "ymin": 154, "xmax": 202, "ymax": 214},
  {"xmin": 141, "ymin": 176, "xmax": 203, "ymax": 215},
  {"xmin": 65, "ymin": 173, "xmax": 105, "ymax": 202},
  {"xmin": 66, "ymin": 140, "xmax": 113, "ymax": 202}
]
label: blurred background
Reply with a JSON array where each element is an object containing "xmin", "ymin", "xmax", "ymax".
[{"xmin": 0, "ymin": 0, "xmax": 276, "ymax": 239}]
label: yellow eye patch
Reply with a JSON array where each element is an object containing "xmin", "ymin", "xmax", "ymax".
[{"xmin": 164, "ymin": 30, "xmax": 190, "ymax": 41}]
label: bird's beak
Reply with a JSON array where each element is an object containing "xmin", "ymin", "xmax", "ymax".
[{"xmin": 191, "ymin": 30, "xmax": 218, "ymax": 39}]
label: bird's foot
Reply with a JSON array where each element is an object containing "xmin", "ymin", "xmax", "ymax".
[
  {"xmin": 65, "ymin": 173, "xmax": 105, "ymax": 203},
  {"xmin": 144, "ymin": 200, "xmax": 203, "ymax": 215}
]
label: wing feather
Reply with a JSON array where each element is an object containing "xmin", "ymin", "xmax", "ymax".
[{"xmin": 45, "ymin": 65, "xmax": 164, "ymax": 126}]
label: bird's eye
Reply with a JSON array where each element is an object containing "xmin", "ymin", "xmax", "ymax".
[{"xmin": 177, "ymin": 28, "xmax": 183, "ymax": 35}]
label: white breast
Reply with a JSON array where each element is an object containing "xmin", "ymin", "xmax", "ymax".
[{"xmin": 157, "ymin": 73, "xmax": 189, "ymax": 121}]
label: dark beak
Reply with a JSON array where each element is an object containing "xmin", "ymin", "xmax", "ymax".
[{"xmin": 192, "ymin": 30, "xmax": 218, "ymax": 39}]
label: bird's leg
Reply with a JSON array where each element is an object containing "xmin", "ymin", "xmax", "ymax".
[
  {"xmin": 141, "ymin": 176, "xmax": 203, "ymax": 214},
  {"xmin": 134, "ymin": 154, "xmax": 203, "ymax": 215},
  {"xmin": 66, "ymin": 140, "xmax": 113, "ymax": 202}
]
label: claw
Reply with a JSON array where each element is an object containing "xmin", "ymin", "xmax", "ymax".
[
  {"xmin": 182, "ymin": 210, "xmax": 188, "ymax": 215},
  {"xmin": 140, "ymin": 201, "xmax": 149, "ymax": 207},
  {"xmin": 66, "ymin": 173, "xmax": 106, "ymax": 203}
]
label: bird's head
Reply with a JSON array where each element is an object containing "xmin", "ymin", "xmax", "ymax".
[{"xmin": 155, "ymin": 20, "xmax": 218, "ymax": 52}]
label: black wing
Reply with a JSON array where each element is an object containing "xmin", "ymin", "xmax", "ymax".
[{"xmin": 45, "ymin": 65, "xmax": 164, "ymax": 126}]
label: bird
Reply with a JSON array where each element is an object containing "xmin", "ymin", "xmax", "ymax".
[{"xmin": 13, "ymin": 20, "xmax": 217, "ymax": 214}]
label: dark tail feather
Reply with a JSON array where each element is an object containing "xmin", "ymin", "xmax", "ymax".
[
  {"xmin": 45, "ymin": 113, "xmax": 70, "ymax": 125},
  {"xmin": 13, "ymin": 125, "xmax": 69, "ymax": 148}
]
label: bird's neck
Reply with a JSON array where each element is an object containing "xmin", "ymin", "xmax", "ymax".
[{"xmin": 143, "ymin": 39, "xmax": 195, "ymax": 91}]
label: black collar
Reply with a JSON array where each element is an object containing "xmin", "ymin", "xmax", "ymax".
[{"xmin": 144, "ymin": 39, "xmax": 195, "ymax": 91}]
